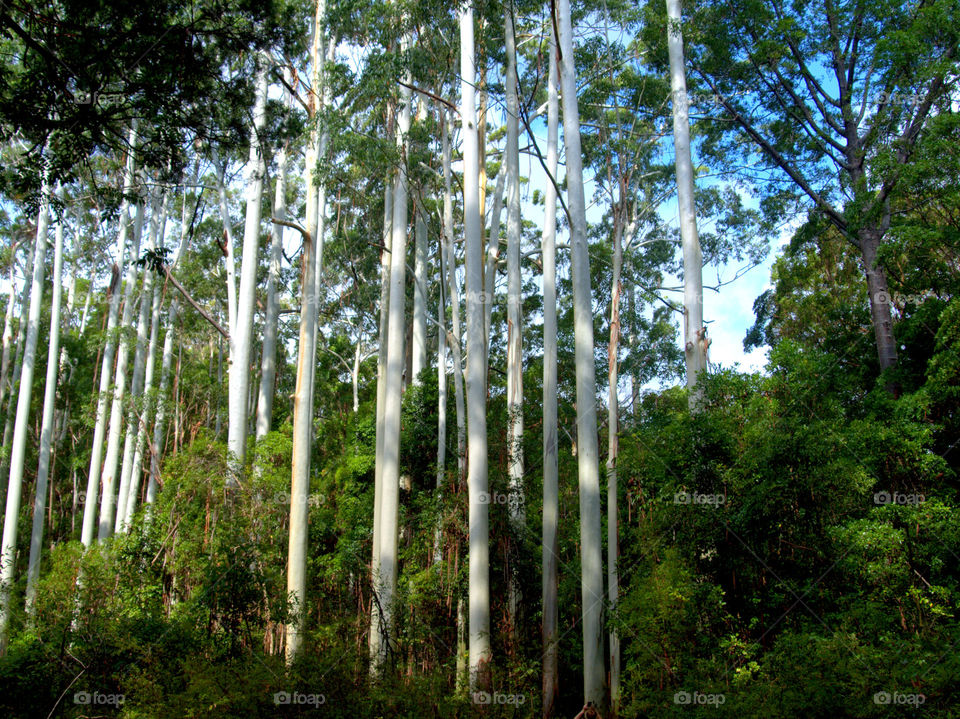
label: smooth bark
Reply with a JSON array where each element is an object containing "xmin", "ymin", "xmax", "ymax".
[{"xmin": 558, "ymin": 0, "xmax": 606, "ymax": 705}]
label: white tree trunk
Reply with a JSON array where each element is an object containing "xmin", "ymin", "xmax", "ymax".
[
  {"xmin": 482, "ymin": 168, "xmax": 506, "ymax": 374},
  {"xmin": 666, "ymin": 0, "xmax": 706, "ymax": 409},
  {"xmin": 433, "ymin": 243, "xmax": 447, "ymax": 566},
  {"xmin": 147, "ymin": 166, "xmax": 197, "ymax": 510},
  {"xmin": 96, "ymin": 196, "xmax": 145, "ymax": 541},
  {"xmin": 369, "ymin": 154, "xmax": 393, "ymax": 667},
  {"xmin": 607, "ymin": 218, "xmax": 623, "ymax": 716},
  {"xmin": 24, "ymin": 189, "xmax": 65, "ymax": 617},
  {"xmin": 81, "ymin": 124, "xmax": 138, "ymax": 547},
  {"xmin": 116, "ymin": 190, "xmax": 167, "ymax": 533},
  {"xmin": 256, "ymin": 78, "xmax": 292, "ymax": 441},
  {"xmin": 0, "ymin": 181, "xmax": 49, "ymax": 652},
  {"xmin": 541, "ymin": 28, "xmax": 561, "ymax": 719},
  {"xmin": 461, "ymin": 2, "xmax": 492, "ymax": 689},
  {"xmin": 441, "ymin": 111, "xmax": 466, "ymax": 485},
  {"xmin": 504, "ymin": 5, "xmax": 525, "ymax": 635},
  {"xmin": 0, "ymin": 262, "xmax": 16, "ymax": 421},
  {"xmin": 227, "ymin": 62, "xmax": 269, "ymax": 477},
  {"xmin": 370, "ymin": 31, "xmax": 412, "ymax": 674},
  {"xmin": 412, "ymin": 198, "xmax": 428, "ymax": 384},
  {"xmin": 287, "ymin": 6, "xmax": 328, "ymax": 663},
  {"xmin": 557, "ymin": 0, "xmax": 606, "ymax": 705}
]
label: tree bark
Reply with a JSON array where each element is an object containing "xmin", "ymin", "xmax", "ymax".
[
  {"xmin": 0, "ymin": 180, "xmax": 49, "ymax": 652},
  {"xmin": 227, "ymin": 61, "xmax": 269, "ymax": 479},
  {"xmin": 558, "ymin": 0, "xmax": 606, "ymax": 705},
  {"xmin": 25, "ymin": 188, "xmax": 65, "ymax": 616},
  {"xmin": 666, "ymin": 0, "xmax": 706, "ymax": 411},
  {"xmin": 461, "ymin": 2, "xmax": 492, "ymax": 690},
  {"xmin": 541, "ymin": 27, "xmax": 561, "ymax": 719},
  {"xmin": 81, "ymin": 125, "xmax": 137, "ymax": 547}
]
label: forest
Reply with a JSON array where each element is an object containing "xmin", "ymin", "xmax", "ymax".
[{"xmin": 0, "ymin": 0, "xmax": 957, "ymax": 716}]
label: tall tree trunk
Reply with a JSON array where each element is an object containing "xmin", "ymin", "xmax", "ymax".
[
  {"xmin": 370, "ymin": 30, "xmax": 412, "ymax": 674},
  {"xmin": 558, "ymin": 0, "xmax": 606, "ymax": 706},
  {"xmin": 412, "ymin": 197, "xmax": 428, "ymax": 384},
  {"xmin": 461, "ymin": 2, "xmax": 492, "ymax": 690},
  {"xmin": 116, "ymin": 189, "xmax": 167, "ymax": 533},
  {"xmin": 256, "ymin": 77, "xmax": 292, "ymax": 441},
  {"xmin": 97, "ymin": 196, "xmax": 146, "ymax": 541},
  {"xmin": 0, "ymin": 180, "xmax": 49, "ymax": 653},
  {"xmin": 482, "ymin": 168, "xmax": 506, "ymax": 377},
  {"xmin": 227, "ymin": 62, "xmax": 269, "ymax": 478},
  {"xmin": 503, "ymin": 3, "xmax": 525, "ymax": 643},
  {"xmin": 441, "ymin": 110, "xmax": 466, "ymax": 486},
  {"xmin": 369, "ymin": 116, "xmax": 394, "ymax": 668},
  {"xmin": 287, "ymin": 5, "xmax": 329, "ymax": 663},
  {"xmin": 433, "ymin": 241, "xmax": 447, "ymax": 566},
  {"xmin": 666, "ymin": 0, "xmax": 706, "ymax": 410},
  {"xmin": 861, "ymin": 221, "xmax": 899, "ymax": 373},
  {"xmin": 541, "ymin": 28, "xmax": 560, "ymax": 719},
  {"xmin": 81, "ymin": 125, "xmax": 138, "ymax": 547},
  {"xmin": 606, "ymin": 212, "xmax": 623, "ymax": 717},
  {"xmin": 25, "ymin": 189, "xmax": 65, "ymax": 617}
]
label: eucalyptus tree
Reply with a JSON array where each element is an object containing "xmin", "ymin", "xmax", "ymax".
[
  {"xmin": 0, "ymin": 178, "xmax": 49, "ymax": 653},
  {"xmin": 370, "ymin": 26, "xmax": 413, "ymax": 674},
  {"xmin": 540, "ymin": 26, "xmax": 561, "ymax": 719},
  {"xmin": 460, "ymin": 0, "xmax": 492, "ymax": 690},
  {"xmin": 97, "ymin": 194, "xmax": 146, "ymax": 540},
  {"xmin": 503, "ymin": 4, "xmax": 525, "ymax": 638},
  {"xmin": 664, "ymin": 0, "xmax": 706, "ymax": 410},
  {"xmin": 227, "ymin": 61, "xmax": 269, "ymax": 478},
  {"xmin": 655, "ymin": 0, "xmax": 960, "ymax": 381},
  {"xmin": 82, "ymin": 129, "xmax": 140, "ymax": 546},
  {"xmin": 557, "ymin": 0, "xmax": 606, "ymax": 705}
]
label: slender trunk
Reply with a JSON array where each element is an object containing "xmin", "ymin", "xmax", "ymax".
[
  {"xmin": 541, "ymin": 28, "xmax": 561, "ymax": 719},
  {"xmin": 482, "ymin": 168, "xmax": 506, "ymax": 377},
  {"xmin": 0, "ymin": 243, "xmax": 33, "ymax": 488},
  {"xmin": 97, "ymin": 198, "xmax": 145, "ymax": 540},
  {"xmin": 228, "ymin": 62, "xmax": 269, "ymax": 478},
  {"xmin": 461, "ymin": 2, "xmax": 491, "ymax": 690},
  {"xmin": 861, "ymin": 223, "xmax": 898, "ymax": 373},
  {"xmin": 666, "ymin": 0, "xmax": 705, "ymax": 410},
  {"xmin": 369, "ymin": 146, "xmax": 394, "ymax": 667},
  {"xmin": 256, "ymin": 79, "xmax": 292, "ymax": 441},
  {"xmin": 504, "ymin": 4, "xmax": 525, "ymax": 641},
  {"xmin": 116, "ymin": 190, "xmax": 167, "ymax": 533},
  {"xmin": 0, "ymin": 261, "xmax": 16, "ymax": 422},
  {"xmin": 0, "ymin": 181, "xmax": 49, "ymax": 652},
  {"xmin": 606, "ymin": 214, "xmax": 623, "ymax": 717},
  {"xmin": 80, "ymin": 126, "xmax": 136, "ymax": 545},
  {"xmin": 442, "ymin": 111, "xmax": 466, "ymax": 486},
  {"xmin": 287, "ymin": 6, "xmax": 328, "ymax": 664},
  {"xmin": 558, "ymin": 0, "xmax": 606, "ymax": 705},
  {"xmin": 412, "ymin": 198, "xmax": 428, "ymax": 384},
  {"xmin": 25, "ymin": 189, "xmax": 65, "ymax": 616},
  {"xmin": 433, "ymin": 241, "xmax": 447, "ymax": 567},
  {"xmin": 215, "ymin": 157, "xmax": 239, "ymax": 337},
  {"xmin": 147, "ymin": 165, "xmax": 197, "ymax": 510},
  {"xmin": 370, "ymin": 31, "xmax": 412, "ymax": 674}
]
